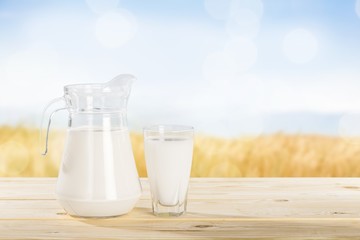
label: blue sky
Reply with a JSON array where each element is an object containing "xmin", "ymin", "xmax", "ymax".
[{"xmin": 0, "ymin": 0, "xmax": 360, "ymax": 136}]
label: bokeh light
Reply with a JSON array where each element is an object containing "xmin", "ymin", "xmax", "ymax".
[
  {"xmin": 85, "ymin": 0, "xmax": 120, "ymax": 15},
  {"xmin": 226, "ymin": 8, "xmax": 260, "ymax": 39},
  {"xmin": 224, "ymin": 37, "xmax": 258, "ymax": 71},
  {"xmin": 203, "ymin": 37, "xmax": 257, "ymax": 84},
  {"xmin": 202, "ymin": 0, "xmax": 262, "ymax": 138},
  {"xmin": 356, "ymin": 0, "xmax": 360, "ymax": 18},
  {"xmin": 205, "ymin": 0, "xmax": 263, "ymax": 39},
  {"xmin": 283, "ymin": 28, "xmax": 318, "ymax": 64},
  {"xmin": 229, "ymin": 0, "xmax": 263, "ymax": 19},
  {"xmin": 204, "ymin": 0, "xmax": 232, "ymax": 20},
  {"xmin": 203, "ymin": 50, "xmax": 236, "ymax": 84},
  {"xmin": 95, "ymin": 9, "xmax": 137, "ymax": 48}
]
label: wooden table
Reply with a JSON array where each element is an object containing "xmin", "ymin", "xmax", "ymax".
[{"xmin": 1, "ymin": 178, "xmax": 360, "ymax": 239}]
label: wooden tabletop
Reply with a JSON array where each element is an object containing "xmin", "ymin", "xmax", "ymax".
[{"xmin": 1, "ymin": 178, "xmax": 360, "ymax": 239}]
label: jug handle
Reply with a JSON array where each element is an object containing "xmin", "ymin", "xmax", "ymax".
[{"xmin": 40, "ymin": 97, "xmax": 67, "ymax": 156}]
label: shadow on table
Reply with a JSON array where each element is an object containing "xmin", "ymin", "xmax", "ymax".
[{"xmin": 74, "ymin": 207, "xmax": 360, "ymax": 239}]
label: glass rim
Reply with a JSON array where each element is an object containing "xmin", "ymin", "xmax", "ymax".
[{"xmin": 143, "ymin": 124, "xmax": 194, "ymax": 133}]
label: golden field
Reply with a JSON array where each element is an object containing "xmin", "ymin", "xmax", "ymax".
[{"xmin": 1, "ymin": 126, "xmax": 360, "ymax": 177}]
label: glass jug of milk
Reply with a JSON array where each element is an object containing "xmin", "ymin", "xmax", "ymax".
[{"xmin": 41, "ymin": 74, "xmax": 142, "ymax": 217}]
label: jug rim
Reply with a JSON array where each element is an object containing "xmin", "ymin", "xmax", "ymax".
[
  {"xmin": 64, "ymin": 83, "xmax": 109, "ymax": 92},
  {"xmin": 143, "ymin": 125, "xmax": 194, "ymax": 133},
  {"xmin": 65, "ymin": 83, "xmax": 103, "ymax": 89}
]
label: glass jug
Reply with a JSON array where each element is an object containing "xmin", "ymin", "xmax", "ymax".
[{"xmin": 41, "ymin": 74, "xmax": 142, "ymax": 217}]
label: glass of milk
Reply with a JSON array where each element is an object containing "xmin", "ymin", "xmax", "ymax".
[{"xmin": 144, "ymin": 125, "xmax": 194, "ymax": 216}]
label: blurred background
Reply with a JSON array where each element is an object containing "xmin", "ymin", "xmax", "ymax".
[{"xmin": 1, "ymin": 0, "xmax": 360, "ymax": 177}]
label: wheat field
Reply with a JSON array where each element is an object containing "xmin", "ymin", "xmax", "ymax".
[{"xmin": 0, "ymin": 126, "xmax": 360, "ymax": 177}]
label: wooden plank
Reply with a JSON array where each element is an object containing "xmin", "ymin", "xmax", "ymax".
[
  {"xmin": 1, "ymin": 178, "xmax": 360, "ymax": 239},
  {"xmin": 1, "ymin": 219, "xmax": 360, "ymax": 239},
  {"xmin": 0, "ymin": 178, "xmax": 56, "ymax": 200},
  {"xmin": 1, "ymin": 198, "xmax": 360, "ymax": 219},
  {"xmin": 1, "ymin": 178, "xmax": 360, "ymax": 199}
]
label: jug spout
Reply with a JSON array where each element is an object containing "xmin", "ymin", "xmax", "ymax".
[{"xmin": 103, "ymin": 74, "xmax": 135, "ymax": 97}]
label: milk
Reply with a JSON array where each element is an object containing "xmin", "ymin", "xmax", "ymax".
[
  {"xmin": 56, "ymin": 127, "xmax": 141, "ymax": 201},
  {"xmin": 145, "ymin": 137, "xmax": 193, "ymax": 206}
]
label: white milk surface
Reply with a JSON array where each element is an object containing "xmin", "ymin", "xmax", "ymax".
[
  {"xmin": 145, "ymin": 137, "xmax": 193, "ymax": 206},
  {"xmin": 57, "ymin": 127, "xmax": 141, "ymax": 201}
]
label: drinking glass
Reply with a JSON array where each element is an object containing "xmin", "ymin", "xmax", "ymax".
[{"xmin": 144, "ymin": 125, "xmax": 194, "ymax": 216}]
